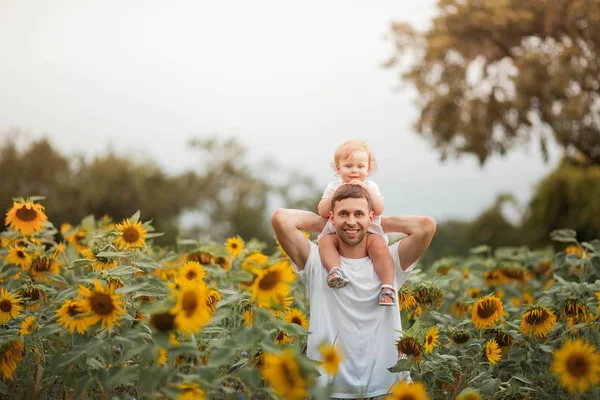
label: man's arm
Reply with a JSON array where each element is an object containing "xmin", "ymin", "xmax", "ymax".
[
  {"xmin": 381, "ymin": 215, "xmax": 436, "ymax": 271},
  {"xmin": 271, "ymin": 209, "xmax": 326, "ymax": 270}
]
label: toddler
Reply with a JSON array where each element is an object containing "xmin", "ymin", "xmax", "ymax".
[{"xmin": 317, "ymin": 140, "xmax": 396, "ymax": 306}]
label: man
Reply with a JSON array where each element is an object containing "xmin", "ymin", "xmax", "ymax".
[{"xmin": 271, "ymin": 184, "xmax": 436, "ymax": 399}]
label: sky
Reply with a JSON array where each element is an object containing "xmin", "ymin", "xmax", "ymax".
[{"xmin": 0, "ymin": 0, "xmax": 560, "ymax": 223}]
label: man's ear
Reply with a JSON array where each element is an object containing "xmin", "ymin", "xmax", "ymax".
[
  {"xmin": 369, "ymin": 210, "xmax": 375, "ymax": 222},
  {"xmin": 329, "ymin": 210, "xmax": 334, "ymax": 221}
]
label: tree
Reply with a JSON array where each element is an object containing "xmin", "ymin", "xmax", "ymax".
[
  {"xmin": 386, "ymin": 0, "xmax": 600, "ymax": 165},
  {"xmin": 521, "ymin": 155, "xmax": 600, "ymax": 246}
]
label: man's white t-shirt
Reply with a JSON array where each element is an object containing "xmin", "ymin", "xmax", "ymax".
[{"xmin": 291, "ymin": 241, "xmax": 415, "ymax": 398}]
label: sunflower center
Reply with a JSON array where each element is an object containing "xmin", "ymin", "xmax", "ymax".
[
  {"xmin": 258, "ymin": 270, "xmax": 280, "ymax": 291},
  {"xmin": 276, "ymin": 331, "xmax": 286, "ymax": 341},
  {"xmin": 525, "ymin": 309, "xmax": 549, "ymax": 324},
  {"xmin": 182, "ymin": 291, "xmax": 198, "ymax": 317},
  {"xmin": 291, "ymin": 317, "xmax": 302, "ymax": 325},
  {"xmin": 25, "ymin": 289, "xmax": 41, "ymax": 300},
  {"xmin": 566, "ymin": 353, "xmax": 590, "ymax": 378},
  {"xmin": 186, "ymin": 270, "xmax": 197, "ymax": 280},
  {"xmin": 231, "ymin": 243, "xmax": 238, "ymax": 249},
  {"xmin": 67, "ymin": 304, "xmax": 81, "ymax": 317},
  {"xmin": 150, "ymin": 312, "xmax": 175, "ymax": 332},
  {"xmin": 398, "ymin": 338, "xmax": 421, "ymax": 356},
  {"xmin": 15, "ymin": 207, "xmax": 38, "ymax": 222},
  {"xmin": 399, "ymin": 395, "xmax": 417, "ymax": 400},
  {"xmin": 122, "ymin": 227, "xmax": 140, "ymax": 243},
  {"xmin": 90, "ymin": 293, "xmax": 115, "ymax": 315},
  {"xmin": 16, "ymin": 250, "xmax": 26, "ymax": 259},
  {"xmin": 0, "ymin": 300, "xmax": 13, "ymax": 312},
  {"xmin": 427, "ymin": 335, "xmax": 434, "ymax": 345},
  {"xmin": 477, "ymin": 300, "xmax": 498, "ymax": 319}
]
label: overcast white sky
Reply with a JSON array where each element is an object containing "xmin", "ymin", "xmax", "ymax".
[{"xmin": 0, "ymin": 0, "xmax": 559, "ymax": 223}]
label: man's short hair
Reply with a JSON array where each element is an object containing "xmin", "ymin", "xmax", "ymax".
[{"xmin": 330, "ymin": 184, "xmax": 373, "ymax": 212}]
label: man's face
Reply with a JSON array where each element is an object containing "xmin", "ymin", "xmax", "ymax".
[{"xmin": 330, "ymin": 197, "xmax": 374, "ymax": 246}]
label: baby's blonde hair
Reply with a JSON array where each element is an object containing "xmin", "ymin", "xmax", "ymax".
[{"xmin": 330, "ymin": 140, "xmax": 378, "ymax": 175}]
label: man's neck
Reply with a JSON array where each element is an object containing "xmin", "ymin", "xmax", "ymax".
[{"xmin": 338, "ymin": 241, "xmax": 369, "ymax": 259}]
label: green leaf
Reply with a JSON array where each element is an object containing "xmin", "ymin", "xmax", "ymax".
[
  {"xmin": 129, "ymin": 210, "xmax": 141, "ymax": 223},
  {"xmin": 550, "ymin": 229, "xmax": 578, "ymax": 243},
  {"xmin": 115, "ymin": 282, "xmax": 149, "ymax": 294},
  {"xmin": 86, "ymin": 358, "xmax": 104, "ymax": 370}
]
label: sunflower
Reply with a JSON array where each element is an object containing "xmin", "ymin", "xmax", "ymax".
[
  {"xmin": 274, "ymin": 330, "xmax": 293, "ymax": 344},
  {"xmin": 562, "ymin": 298, "xmax": 595, "ymax": 326},
  {"xmin": 386, "ymin": 380, "xmax": 430, "ymax": 400},
  {"xmin": 261, "ymin": 350, "xmax": 307, "ymax": 400},
  {"xmin": 21, "ymin": 286, "xmax": 47, "ymax": 310},
  {"xmin": 320, "ymin": 343, "xmax": 343, "ymax": 375},
  {"xmin": 30, "ymin": 256, "xmax": 59, "ymax": 282},
  {"xmin": 397, "ymin": 288, "xmax": 417, "ymax": 311},
  {"xmin": 565, "ymin": 245, "xmax": 584, "ymax": 258},
  {"xmin": 467, "ymin": 288, "xmax": 481, "ymax": 299},
  {"xmin": 157, "ymin": 347, "xmax": 167, "ymax": 365},
  {"xmin": 224, "ymin": 236, "xmax": 244, "ymax": 257},
  {"xmin": 171, "ymin": 281, "xmax": 212, "ymax": 334},
  {"xmin": 81, "ymin": 247, "xmax": 117, "ymax": 271},
  {"xmin": 19, "ymin": 316, "xmax": 36, "ymax": 336},
  {"xmin": 0, "ymin": 339, "xmax": 24, "ymax": 381},
  {"xmin": 63, "ymin": 227, "xmax": 88, "ymax": 253},
  {"xmin": 206, "ymin": 288, "xmax": 221, "ymax": 313},
  {"xmin": 471, "ymin": 295, "xmax": 503, "ymax": 329},
  {"xmin": 396, "ymin": 336, "xmax": 423, "ymax": 363},
  {"xmin": 451, "ymin": 330, "xmax": 471, "ymax": 344},
  {"xmin": 78, "ymin": 281, "xmax": 126, "ymax": 330},
  {"xmin": 424, "ymin": 327, "xmax": 439, "ymax": 353},
  {"xmin": 520, "ymin": 306, "xmax": 557, "ymax": 338},
  {"xmin": 215, "ymin": 256, "xmax": 231, "ymax": 270},
  {"xmin": 451, "ymin": 301, "xmax": 470, "ymax": 319},
  {"xmin": 596, "ymin": 292, "xmax": 600, "ymax": 314},
  {"xmin": 250, "ymin": 261, "xmax": 296, "ymax": 306},
  {"xmin": 536, "ymin": 260, "xmax": 553, "ymax": 277},
  {"xmin": 523, "ymin": 292, "xmax": 534, "ymax": 305},
  {"xmin": 150, "ymin": 311, "xmax": 177, "ymax": 333},
  {"xmin": 243, "ymin": 308, "xmax": 254, "ymax": 327},
  {"xmin": 55, "ymin": 299, "xmax": 91, "ymax": 334},
  {"xmin": 551, "ymin": 338, "xmax": 600, "ymax": 393},
  {"xmin": 284, "ymin": 308, "xmax": 308, "ymax": 330},
  {"xmin": 0, "ymin": 289, "xmax": 22, "ymax": 324},
  {"xmin": 115, "ymin": 219, "xmax": 147, "ymax": 249},
  {"xmin": 483, "ymin": 270, "xmax": 507, "ymax": 287},
  {"xmin": 187, "ymin": 251, "xmax": 215, "ymax": 265},
  {"xmin": 177, "ymin": 382, "xmax": 206, "ymax": 400},
  {"xmin": 5, "ymin": 246, "xmax": 31, "ymax": 270},
  {"xmin": 5, "ymin": 201, "xmax": 47, "ymax": 235},
  {"xmin": 242, "ymin": 252, "xmax": 269, "ymax": 270},
  {"xmin": 499, "ymin": 263, "xmax": 528, "ymax": 284},
  {"xmin": 455, "ymin": 388, "xmax": 482, "ymax": 400},
  {"xmin": 484, "ymin": 339, "xmax": 501, "ymax": 365},
  {"xmin": 412, "ymin": 285, "xmax": 444, "ymax": 309},
  {"xmin": 179, "ymin": 261, "xmax": 206, "ymax": 282}
]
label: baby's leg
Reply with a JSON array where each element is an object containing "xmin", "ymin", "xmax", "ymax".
[
  {"xmin": 318, "ymin": 234, "xmax": 340, "ymax": 273},
  {"xmin": 318, "ymin": 234, "xmax": 348, "ymax": 288},
  {"xmin": 367, "ymin": 234, "xmax": 396, "ymax": 304}
]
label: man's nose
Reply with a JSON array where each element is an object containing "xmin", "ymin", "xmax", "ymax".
[{"xmin": 347, "ymin": 215, "xmax": 356, "ymax": 225}]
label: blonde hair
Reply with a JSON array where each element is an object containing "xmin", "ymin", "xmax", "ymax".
[{"xmin": 330, "ymin": 140, "xmax": 378, "ymax": 175}]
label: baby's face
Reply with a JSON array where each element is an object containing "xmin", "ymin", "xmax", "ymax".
[{"xmin": 336, "ymin": 151, "xmax": 370, "ymax": 182}]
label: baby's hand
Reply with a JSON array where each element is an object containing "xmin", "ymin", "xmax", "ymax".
[{"xmin": 348, "ymin": 179, "xmax": 368, "ymax": 188}]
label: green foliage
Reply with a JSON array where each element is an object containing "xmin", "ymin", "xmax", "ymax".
[
  {"xmin": 386, "ymin": 0, "xmax": 600, "ymax": 165},
  {"xmin": 522, "ymin": 158, "xmax": 600, "ymax": 246}
]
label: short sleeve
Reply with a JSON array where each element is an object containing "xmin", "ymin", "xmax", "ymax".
[
  {"xmin": 321, "ymin": 181, "xmax": 342, "ymax": 199},
  {"xmin": 389, "ymin": 240, "xmax": 417, "ymax": 288},
  {"xmin": 367, "ymin": 180, "xmax": 383, "ymax": 199}
]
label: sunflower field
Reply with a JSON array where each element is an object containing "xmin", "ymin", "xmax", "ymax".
[{"xmin": 0, "ymin": 198, "xmax": 599, "ymax": 400}]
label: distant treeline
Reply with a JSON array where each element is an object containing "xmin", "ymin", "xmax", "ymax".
[{"xmin": 1, "ymin": 134, "xmax": 598, "ymax": 261}]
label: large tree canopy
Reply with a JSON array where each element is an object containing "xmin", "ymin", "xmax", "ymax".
[{"xmin": 386, "ymin": 0, "xmax": 600, "ymax": 165}]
